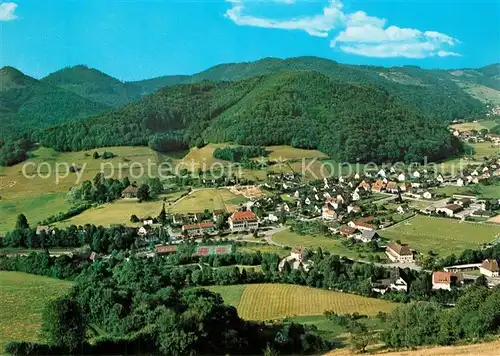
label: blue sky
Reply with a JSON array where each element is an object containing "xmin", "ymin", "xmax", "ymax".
[{"xmin": 1, "ymin": 0, "xmax": 499, "ymax": 80}]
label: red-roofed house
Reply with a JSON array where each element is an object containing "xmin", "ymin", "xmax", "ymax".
[
  {"xmin": 228, "ymin": 211, "xmax": 259, "ymax": 232},
  {"xmin": 479, "ymin": 259, "xmax": 499, "ymax": 277},
  {"xmin": 181, "ymin": 222, "xmax": 216, "ymax": 237},
  {"xmin": 348, "ymin": 216, "xmax": 375, "ymax": 231},
  {"xmin": 432, "ymin": 271, "xmax": 463, "ymax": 291}
]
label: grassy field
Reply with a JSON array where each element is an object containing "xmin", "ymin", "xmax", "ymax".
[
  {"xmin": 237, "ymin": 243, "xmax": 290, "ymax": 257},
  {"xmin": 0, "ymin": 192, "xmax": 71, "ymax": 235},
  {"xmin": 450, "ymin": 119, "xmax": 500, "ymax": 132},
  {"xmin": 272, "ymin": 230, "xmax": 384, "ymax": 261},
  {"xmin": 0, "ymin": 272, "xmax": 73, "ymax": 351},
  {"xmin": 470, "ymin": 142, "xmax": 500, "ymax": 158},
  {"xmin": 168, "ymin": 188, "xmax": 247, "ymax": 214},
  {"xmin": 57, "ymin": 198, "xmax": 165, "ymax": 228},
  {"xmin": 206, "ymin": 284, "xmax": 396, "ymax": 321},
  {"xmin": 433, "ymin": 184, "xmax": 500, "ymax": 199},
  {"xmin": 380, "ymin": 215, "xmax": 500, "ymax": 256}
]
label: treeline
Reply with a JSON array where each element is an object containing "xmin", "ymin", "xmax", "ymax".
[
  {"xmin": 34, "ymin": 71, "xmax": 462, "ymax": 164},
  {"xmin": 382, "ymin": 285, "xmax": 500, "ymax": 348},
  {"xmin": 423, "ymin": 242, "xmax": 500, "ymax": 270},
  {"xmin": 213, "ymin": 146, "xmax": 267, "ymax": 162},
  {"xmin": 1, "ymin": 224, "xmax": 139, "ymax": 253},
  {"xmin": 0, "ymin": 138, "xmax": 34, "ymax": 166}
]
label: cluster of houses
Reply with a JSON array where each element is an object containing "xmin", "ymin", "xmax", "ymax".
[
  {"xmin": 431, "ymin": 195, "xmax": 496, "ymax": 219},
  {"xmin": 452, "ymin": 127, "xmax": 500, "ymax": 145},
  {"xmin": 179, "ymin": 210, "xmax": 260, "ymax": 237},
  {"xmin": 431, "ymin": 259, "xmax": 500, "ymax": 290}
]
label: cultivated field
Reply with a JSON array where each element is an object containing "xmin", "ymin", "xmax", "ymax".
[
  {"xmin": 207, "ymin": 284, "xmax": 396, "ymax": 321},
  {"xmin": 0, "ymin": 272, "xmax": 73, "ymax": 351},
  {"xmin": 324, "ymin": 338, "xmax": 500, "ymax": 356},
  {"xmin": 168, "ymin": 188, "xmax": 247, "ymax": 214},
  {"xmin": 381, "ymin": 215, "xmax": 500, "ymax": 256}
]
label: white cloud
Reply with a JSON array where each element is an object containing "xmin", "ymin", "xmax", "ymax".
[
  {"xmin": 0, "ymin": 2, "xmax": 18, "ymax": 21},
  {"xmin": 224, "ymin": 0, "xmax": 460, "ymax": 58},
  {"xmin": 225, "ymin": 0, "xmax": 345, "ymax": 38},
  {"xmin": 346, "ymin": 11, "xmax": 386, "ymax": 28},
  {"xmin": 332, "ymin": 25, "xmax": 460, "ymax": 58}
]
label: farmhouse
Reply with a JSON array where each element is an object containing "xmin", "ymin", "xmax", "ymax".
[
  {"xmin": 432, "ymin": 271, "xmax": 463, "ymax": 291},
  {"xmin": 385, "ymin": 242, "xmax": 413, "ymax": 263},
  {"xmin": 436, "ymin": 204, "xmax": 463, "ymax": 217},
  {"xmin": 348, "ymin": 216, "xmax": 375, "ymax": 231},
  {"xmin": 479, "ymin": 259, "xmax": 499, "ymax": 277},
  {"xmin": 182, "ymin": 222, "xmax": 216, "ymax": 236},
  {"xmin": 121, "ymin": 185, "xmax": 139, "ymax": 199},
  {"xmin": 228, "ymin": 210, "xmax": 259, "ymax": 232}
]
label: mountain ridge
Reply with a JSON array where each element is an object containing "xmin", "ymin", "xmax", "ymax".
[{"xmin": 37, "ymin": 70, "xmax": 461, "ymax": 164}]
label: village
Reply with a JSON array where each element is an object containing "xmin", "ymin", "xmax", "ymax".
[{"xmin": 98, "ymin": 154, "xmax": 500, "ymax": 292}]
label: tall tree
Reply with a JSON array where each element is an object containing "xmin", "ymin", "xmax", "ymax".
[
  {"xmin": 15, "ymin": 213, "xmax": 29, "ymax": 230},
  {"xmin": 41, "ymin": 297, "xmax": 87, "ymax": 352}
]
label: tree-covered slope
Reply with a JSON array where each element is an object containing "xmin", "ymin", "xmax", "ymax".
[
  {"xmin": 0, "ymin": 67, "xmax": 110, "ymax": 140},
  {"xmin": 41, "ymin": 65, "xmax": 143, "ymax": 108},
  {"xmin": 39, "ymin": 71, "xmax": 460, "ymax": 163}
]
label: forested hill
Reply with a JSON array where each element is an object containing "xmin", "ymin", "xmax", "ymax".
[
  {"xmin": 0, "ymin": 67, "xmax": 110, "ymax": 140},
  {"xmin": 41, "ymin": 65, "xmax": 143, "ymax": 108},
  {"xmin": 38, "ymin": 71, "xmax": 461, "ymax": 163},
  {"xmin": 132, "ymin": 57, "xmax": 496, "ymax": 121}
]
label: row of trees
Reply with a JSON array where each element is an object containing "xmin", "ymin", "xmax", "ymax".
[{"xmin": 213, "ymin": 146, "xmax": 268, "ymax": 162}]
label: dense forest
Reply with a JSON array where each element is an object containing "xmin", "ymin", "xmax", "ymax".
[
  {"xmin": 0, "ymin": 67, "xmax": 109, "ymax": 141},
  {"xmin": 37, "ymin": 71, "xmax": 463, "ymax": 163},
  {"xmin": 1, "ymin": 58, "xmax": 497, "ymax": 166},
  {"xmin": 133, "ymin": 57, "xmax": 494, "ymax": 121}
]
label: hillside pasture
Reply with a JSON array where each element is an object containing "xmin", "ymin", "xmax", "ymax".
[
  {"xmin": 56, "ymin": 193, "xmax": 184, "ymax": 228},
  {"xmin": 206, "ymin": 284, "xmax": 396, "ymax": 321},
  {"xmin": 380, "ymin": 215, "xmax": 500, "ymax": 256},
  {"xmin": 0, "ymin": 272, "xmax": 73, "ymax": 351}
]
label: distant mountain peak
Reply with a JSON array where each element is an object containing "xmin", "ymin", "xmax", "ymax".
[{"xmin": 0, "ymin": 66, "xmax": 37, "ymax": 91}]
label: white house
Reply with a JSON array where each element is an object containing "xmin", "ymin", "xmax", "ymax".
[
  {"xmin": 351, "ymin": 191, "xmax": 360, "ymax": 201},
  {"xmin": 456, "ymin": 178, "xmax": 464, "ymax": 187},
  {"xmin": 436, "ymin": 204, "xmax": 463, "ymax": 217},
  {"xmin": 423, "ymin": 191, "xmax": 432, "ymax": 200},
  {"xmin": 413, "ymin": 171, "xmax": 421, "ymax": 178},
  {"xmin": 432, "ymin": 271, "xmax": 463, "ymax": 291},
  {"xmin": 386, "ymin": 242, "xmax": 413, "ymax": 263},
  {"xmin": 397, "ymin": 173, "xmax": 406, "ymax": 182},
  {"xmin": 479, "ymin": 259, "xmax": 499, "ymax": 277}
]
